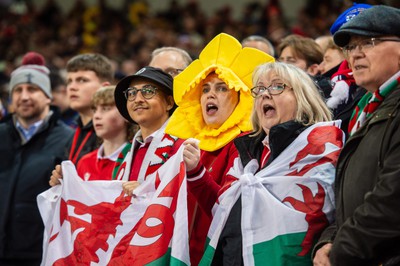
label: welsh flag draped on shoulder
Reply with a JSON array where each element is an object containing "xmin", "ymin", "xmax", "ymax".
[
  {"xmin": 200, "ymin": 121, "xmax": 344, "ymax": 266},
  {"xmin": 37, "ymin": 146, "xmax": 189, "ymax": 266}
]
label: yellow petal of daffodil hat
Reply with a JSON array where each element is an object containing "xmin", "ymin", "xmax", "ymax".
[{"xmin": 165, "ymin": 33, "xmax": 275, "ymax": 151}]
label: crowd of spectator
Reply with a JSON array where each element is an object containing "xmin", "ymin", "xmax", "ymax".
[
  {"xmin": 0, "ymin": 0, "xmax": 397, "ymax": 110},
  {"xmin": 2, "ymin": 1, "xmax": 400, "ymax": 264}
]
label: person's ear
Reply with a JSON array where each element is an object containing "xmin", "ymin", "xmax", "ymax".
[
  {"xmin": 307, "ymin": 64, "xmax": 320, "ymax": 76},
  {"xmin": 44, "ymin": 97, "xmax": 52, "ymax": 105},
  {"xmin": 166, "ymin": 95, "xmax": 175, "ymax": 111}
]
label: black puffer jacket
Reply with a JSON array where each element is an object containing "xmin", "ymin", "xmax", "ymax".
[{"xmin": 0, "ymin": 113, "xmax": 73, "ymax": 261}]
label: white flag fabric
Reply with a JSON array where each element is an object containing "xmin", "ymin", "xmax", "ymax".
[
  {"xmin": 200, "ymin": 121, "xmax": 344, "ymax": 266},
  {"xmin": 37, "ymin": 145, "xmax": 189, "ymax": 266}
]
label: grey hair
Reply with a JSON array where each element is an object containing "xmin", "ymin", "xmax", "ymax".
[
  {"xmin": 150, "ymin": 47, "xmax": 193, "ymax": 68},
  {"xmin": 242, "ymin": 35, "xmax": 275, "ymax": 57}
]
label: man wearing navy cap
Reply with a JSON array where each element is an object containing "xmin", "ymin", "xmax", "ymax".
[
  {"xmin": 314, "ymin": 5, "xmax": 400, "ymax": 266},
  {"xmin": 112, "ymin": 66, "xmax": 184, "ymax": 193}
]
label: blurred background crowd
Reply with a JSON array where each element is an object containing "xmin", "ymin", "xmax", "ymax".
[{"xmin": 0, "ymin": 0, "xmax": 398, "ymax": 111}]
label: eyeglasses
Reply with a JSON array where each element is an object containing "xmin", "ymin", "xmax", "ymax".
[
  {"xmin": 165, "ymin": 68, "xmax": 184, "ymax": 77},
  {"xmin": 250, "ymin": 83, "xmax": 290, "ymax": 98},
  {"xmin": 342, "ymin": 37, "xmax": 400, "ymax": 57},
  {"xmin": 123, "ymin": 85, "xmax": 158, "ymax": 101}
]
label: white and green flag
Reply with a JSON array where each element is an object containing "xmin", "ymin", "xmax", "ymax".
[
  {"xmin": 38, "ymin": 146, "xmax": 189, "ymax": 266},
  {"xmin": 200, "ymin": 121, "xmax": 344, "ymax": 266}
]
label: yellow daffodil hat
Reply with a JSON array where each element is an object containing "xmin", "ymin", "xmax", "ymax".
[{"xmin": 165, "ymin": 33, "xmax": 275, "ymax": 152}]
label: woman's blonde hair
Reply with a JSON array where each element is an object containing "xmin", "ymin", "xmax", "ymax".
[{"xmin": 251, "ymin": 62, "xmax": 332, "ymax": 136}]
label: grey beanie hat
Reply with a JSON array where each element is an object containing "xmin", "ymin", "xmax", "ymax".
[
  {"xmin": 9, "ymin": 64, "xmax": 52, "ymax": 99},
  {"xmin": 334, "ymin": 5, "xmax": 400, "ymax": 47}
]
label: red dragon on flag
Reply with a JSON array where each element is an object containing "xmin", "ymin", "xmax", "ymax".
[{"xmin": 37, "ymin": 146, "xmax": 190, "ymax": 266}]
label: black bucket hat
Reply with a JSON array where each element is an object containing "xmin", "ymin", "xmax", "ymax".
[{"xmin": 114, "ymin": 66, "xmax": 173, "ymax": 123}]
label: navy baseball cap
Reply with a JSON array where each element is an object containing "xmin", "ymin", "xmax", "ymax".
[{"xmin": 330, "ymin": 3, "xmax": 372, "ymax": 35}]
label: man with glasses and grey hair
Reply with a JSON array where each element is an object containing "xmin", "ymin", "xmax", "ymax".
[
  {"xmin": 149, "ymin": 47, "xmax": 193, "ymax": 77},
  {"xmin": 313, "ymin": 5, "xmax": 400, "ymax": 266},
  {"xmin": 241, "ymin": 35, "xmax": 276, "ymax": 58}
]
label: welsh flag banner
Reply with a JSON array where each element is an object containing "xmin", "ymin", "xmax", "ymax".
[
  {"xmin": 37, "ymin": 146, "xmax": 189, "ymax": 266},
  {"xmin": 200, "ymin": 121, "xmax": 344, "ymax": 266}
]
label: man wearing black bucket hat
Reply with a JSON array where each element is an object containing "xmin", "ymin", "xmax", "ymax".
[
  {"xmin": 49, "ymin": 67, "xmax": 183, "ymax": 191},
  {"xmin": 111, "ymin": 66, "xmax": 184, "ymax": 193},
  {"xmin": 313, "ymin": 5, "xmax": 400, "ymax": 266}
]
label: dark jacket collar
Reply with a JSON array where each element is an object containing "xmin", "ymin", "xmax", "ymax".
[
  {"xmin": 268, "ymin": 120, "xmax": 308, "ymax": 164},
  {"xmin": 234, "ymin": 120, "xmax": 308, "ymax": 168},
  {"xmin": 77, "ymin": 117, "xmax": 94, "ymax": 131}
]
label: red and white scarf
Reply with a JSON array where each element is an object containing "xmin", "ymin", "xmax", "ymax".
[
  {"xmin": 326, "ymin": 60, "xmax": 355, "ymax": 110},
  {"xmin": 348, "ymin": 73, "xmax": 400, "ymax": 135}
]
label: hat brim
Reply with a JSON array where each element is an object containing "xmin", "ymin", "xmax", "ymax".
[
  {"xmin": 114, "ymin": 74, "xmax": 172, "ymax": 124},
  {"xmin": 334, "ymin": 28, "xmax": 383, "ymax": 47}
]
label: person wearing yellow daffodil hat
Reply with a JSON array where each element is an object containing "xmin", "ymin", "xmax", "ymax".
[{"xmin": 165, "ymin": 33, "xmax": 274, "ymax": 265}]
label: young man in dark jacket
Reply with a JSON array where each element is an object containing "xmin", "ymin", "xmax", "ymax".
[{"xmin": 65, "ymin": 53, "xmax": 114, "ymax": 164}]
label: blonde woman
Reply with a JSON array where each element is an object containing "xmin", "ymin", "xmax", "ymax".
[{"xmin": 199, "ymin": 62, "xmax": 344, "ymax": 265}]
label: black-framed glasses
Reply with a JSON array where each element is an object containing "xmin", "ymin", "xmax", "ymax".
[
  {"xmin": 123, "ymin": 85, "xmax": 158, "ymax": 101},
  {"xmin": 342, "ymin": 37, "xmax": 400, "ymax": 57},
  {"xmin": 165, "ymin": 68, "xmax": 184, "ymax": 77},
  {"xmin": 250, "ymin": 83, "xmax": 291, "ymax": 98}
]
